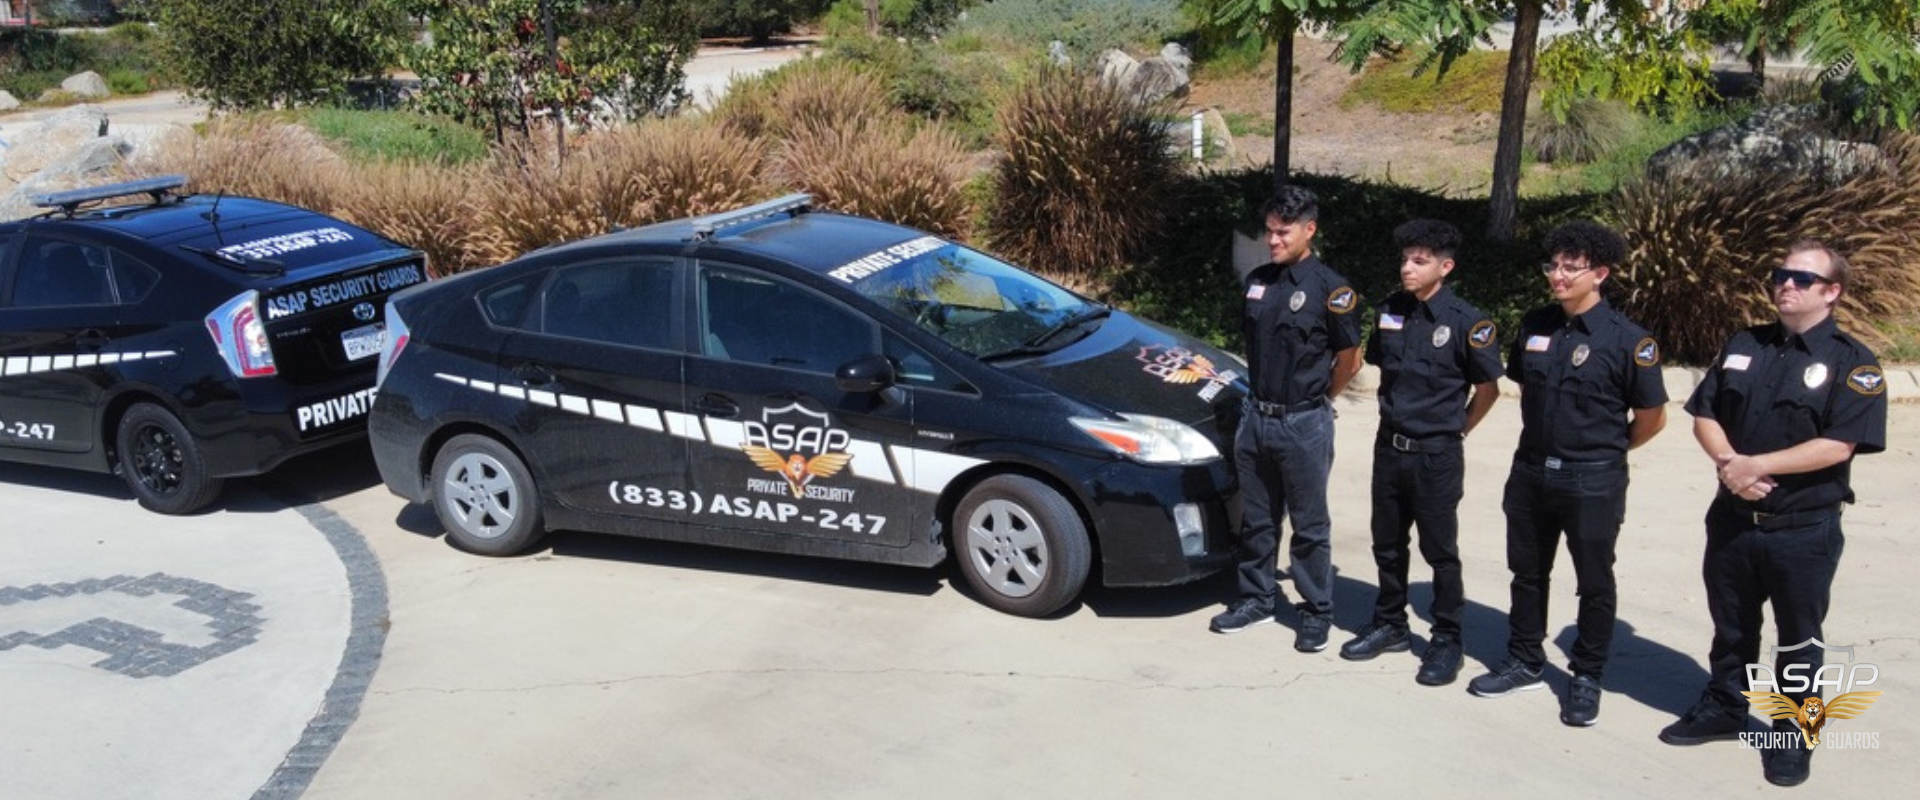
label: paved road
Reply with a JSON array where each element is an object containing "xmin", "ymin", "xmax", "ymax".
[{"xmin": 6, "ymin": 379, "xmax": 1910, "ymax": 799}]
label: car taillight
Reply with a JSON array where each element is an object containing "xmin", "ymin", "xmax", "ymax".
[
  {"xmin": 376, "ymin": 301, "xmax": 411, "ymax": 388},
  {"xmin": 206, "ymin": 290, "xmax": 277, "ymax": 378}
]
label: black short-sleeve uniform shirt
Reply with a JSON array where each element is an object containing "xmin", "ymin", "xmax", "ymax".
[
  {"xmin": 1684, "ymin": 316, "xmax": 1887, "ymax": 512},
  {"xmin": 1505, "ymin": 299, "xmax": 1669, "ymax": 461},
  {"xmin": 1243, "ymin": 255, "xmax": 1363, "ymax": 405},
  {"xmin": 1365, "ymin": 286, "xmax": 1504, "ymax": 438}
]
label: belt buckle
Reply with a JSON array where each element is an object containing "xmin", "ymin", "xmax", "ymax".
[
  {"xmin": 1544, "ymin": 457, "xmax": 1562, "ymax": 470},
  {"xmin": 1752, "ymin": 511, "xmax": 1774, "ymax": 527},
  {"xmin": 1392, "ymin": 434, "xmax": 1415, "ymax": 452}
]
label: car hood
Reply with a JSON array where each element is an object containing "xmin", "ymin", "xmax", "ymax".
[{"xmin": 1001, "ymin": 311, "xmax": 1248, "ymax": 430}]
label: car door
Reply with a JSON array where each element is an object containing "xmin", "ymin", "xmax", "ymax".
[
  {"xmin": 0, "ymin": 235, "xmax": 161, "ymax": 455},
  {"xmin": 493, "ymin": 256, "xmax": 695, "ymax": 521},
  {"xmin": 682, "ymin": 262, "xmax": 921, "ymax": 548}
]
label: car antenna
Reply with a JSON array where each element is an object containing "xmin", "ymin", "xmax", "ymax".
[{"xmin": 204, "ymin": 191, "xmax": 223, "ymax": 223}]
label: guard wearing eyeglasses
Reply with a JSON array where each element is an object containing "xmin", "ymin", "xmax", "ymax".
[
  {"xmin": 1337, "ymin": 219, "xmax": 1501, "ymax": 686},
  {"xmin": 1660, "ymin": 240, "xmax": 1886, "ymax": 788},
  {"xmin": 1467, "ymin": 221, "xmax": 1668, "ymax": 730}
]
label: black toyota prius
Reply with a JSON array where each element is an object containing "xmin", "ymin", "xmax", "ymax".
[{"xmin": 369, "ymin": 195, "xmax": 1246, "ymax": 616}]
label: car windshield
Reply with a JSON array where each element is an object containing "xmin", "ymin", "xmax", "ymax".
[{"xmin": 847, "ymin": 242, "xmax": 1103, "ymax": 358}]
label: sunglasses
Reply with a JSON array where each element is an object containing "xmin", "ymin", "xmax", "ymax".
[{"xmin": 1770, "ymin": 268, "xmax": 1834, "ymax": 289}]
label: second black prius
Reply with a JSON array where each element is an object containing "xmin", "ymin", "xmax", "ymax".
[{"xmin": 369, "ymin": 196, "xmax": 1247, "ymax": 616}]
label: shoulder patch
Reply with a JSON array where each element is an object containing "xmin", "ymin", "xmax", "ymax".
[
  {"xmin": 1468, "ymin": 320, "xmax": 1496, "ymax": 348},
  {"xmin": 1327, "ymin": 286, "xmax": 1357, "ymax": 314},
  {"xmin": 1848, "ymin": 365, "xmax": 1886, "ymax": 396},
  {"xmin": 1634, "ymin": 337, "xmax": 1659, "ymax": 367}
]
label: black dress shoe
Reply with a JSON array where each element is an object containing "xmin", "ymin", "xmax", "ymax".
[
  {"xmin": 1416, "ymin": 637, "xmax": 1463, "ymax": 686},
  {"xmin": 1338, "ymin": 624, "xmax": 1410, "ymax": 661},
  {"xmin": 1659, "ymin": 697, "xmax": 1748, "ymax": 745},
  {"xmin": 1763, "ymin": 740, "xmax": 1813, "ymax": 787}
]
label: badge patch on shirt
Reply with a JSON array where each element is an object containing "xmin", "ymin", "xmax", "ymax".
[
  {"xmin": 1847, "ymin": 365, "xmax": 1886, "ymax": 396},
  {"xmin": 1634, "ymin": 337, "xmax": 1660, "ymax": 367},
  {"xmin": 1246, "ymin": 284, "xmax": 1266, "ymax": 300},
  {"xmin": 1289, "ymin": 291, "xmax": 1306, "ymax": 312},
  {"xmin": 1803, "ymin": 362, "xmax": 1829, "ymax": 389},
  {"xmin": 1327, "ymin": 287, "xmax": 1356, "ymax": 314},
  {"xmin": 1525, "ymin": 335, "xmax": 1551, "ymax": 352},
  {"xmin": 1571, "ymin": 343, "xmax": 1591, "ymax": 367},
  {"xmin": 1432, "ymin": 325, "xmax": 1452, "ymax": 348},
  {"xmin": 1469, "ymin": 320, "xmax": 1495, "ymax": 348},
  {"xmin": 1723, "ymin": 353, "xmax": 1752, "ymax": 371},
  {"xmin": 1379, "ymin": 313, "xmax": 1405, "ymax": 330}
]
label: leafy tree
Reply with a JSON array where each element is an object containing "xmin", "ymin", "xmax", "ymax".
[
  {"xmin": 1689, "ymin": 0, "xmax": 1920, "ymax": 129},
  {"xmin": 151, "ymin": 0, "xmax": 406, "ymax": 109},
  {"xmin": 689, "ymin": 0, "xmax": 832, "ymax": 44},
  {"xmin": 1534, "ymin": 10, "xmax": 1713, "ymax": 121},
  {"xmin": 403, "ymin": 0, "xmax": 697, "ymax": 147}
]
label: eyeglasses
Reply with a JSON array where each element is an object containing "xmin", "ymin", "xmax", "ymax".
[
  {"xmin": 1539, "ymin": 261, "xmax": 1593, "ymax": 276},
  {"xmin": 1770, "ymin": 268, "xmax": 1834, "ymax": 289}
]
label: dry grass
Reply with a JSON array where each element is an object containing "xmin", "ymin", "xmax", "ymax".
[
  {"xmin": 331, "ymin": 163, "xmax": 507, "ymax": 278},
  {"xmin": 771, "ymin": 116, "xmax": 974, "ymax": 238},
  {"xmin": 711, "ymin": 57, "xmax": 890, "ymax": 141},
  {"xmin": 1611, "ymin": 131, "xmax": 1920, "ymax": 364},
  {"xmin": 138, "ymin": 117, "xmax": 349, "ymax": 213}
]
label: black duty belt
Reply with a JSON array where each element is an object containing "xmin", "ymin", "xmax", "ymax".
[
  {"xmin": 1747, "ymin": 505, "xmax": 1842, "ymax": 531},
  {"xmin": 1517, "ymin": 453, "xmax": 1623, "ymax": 473},
  {"xmin": 1250, "ymin": 395, "xmax": 1326, "ymax": 417},
  {"xmin": 1378, "ymin": 430, "xmax": 1461, "ymax": 453}
]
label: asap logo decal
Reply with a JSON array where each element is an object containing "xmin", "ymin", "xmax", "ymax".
[
  {"xmin": 1137, "ymin": 344, "xmax": 1240, "ymax": 401},
  {"xmin": 742, "ymin": 404, "xmax": 856, "ymax": 503}
]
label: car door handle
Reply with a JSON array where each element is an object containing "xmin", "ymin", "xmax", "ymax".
[
  {"xmin": 513, "ymin": 363, "xmax": 558, "ymax": 387},
  {"xmin": 693, "ymin": 394, "xmax": 738, "ymax": 418},
  {"xmin": 76, "ymin": 329, "xmax": 110, "ymax": 351}
]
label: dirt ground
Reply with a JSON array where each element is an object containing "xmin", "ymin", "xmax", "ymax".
[{"xmin": 1184, "ymin": 36, "xmax": 1503, "ymax": 193}]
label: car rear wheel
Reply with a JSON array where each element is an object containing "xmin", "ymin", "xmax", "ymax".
[
  {"xmin": 431, "ymin": 434, "xmax": 544, "ymax": 555},
  {"xmin": 952, "ymin": 475, "xmax": 1091, "ymax": 617},
  {"xmin": 116, "ymin": 403, "xmax": 224, "ymax": 515}
]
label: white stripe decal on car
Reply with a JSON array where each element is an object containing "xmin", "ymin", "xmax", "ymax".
[{"xmin": 1, "ymin": 350, "xmax": 178, "ymax": 378}]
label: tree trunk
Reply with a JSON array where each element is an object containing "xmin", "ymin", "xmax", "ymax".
[
  {"xmin": 1487, "ymin": 1, "xmax": 1542, "ymax": 243},
  {"xmin": 1749, "ymin": 41, "xmax": 1767, "ymax": 88},
  {"xmin": 1272, "ymin": 15, "xmax": 1297, "ymax": 192},
  {"xmin": 865, "ymin": 0, "xmax": 879, "ymax": 36}
]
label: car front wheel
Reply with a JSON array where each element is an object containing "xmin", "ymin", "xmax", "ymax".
[
  {"xmin": 430, "ymin": 434, "xmax": 544, "ymax": 555},
  {"xmin": 116, "ymin": 403, "xmax": 223, "ymax": 515},
  {"xmin": 952, "ymin": 474, "xmax": 1091, "ymax": 617}
]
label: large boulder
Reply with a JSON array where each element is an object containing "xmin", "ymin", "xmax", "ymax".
[
  {"xmin": 1095, "ymin": 44, "xmax": 1190, "ymax": 105},
  {"xmin": 1647, "ymin": 104, "xmax": 1888, "ymax": 183},
  {"xmin": 0, "ymin": 106, "xmax": 117, "ymax": 220},
  {"xmin": 0, "ymin": 90, "xmax": 19, "ymax": 111},
  {"xmin": 60, "ymin": 71, "xmax": 112, "ymax": 99},
  {"xmin": 1096, "ymin": 49, "xmax": 1139, "ymax": 89}
]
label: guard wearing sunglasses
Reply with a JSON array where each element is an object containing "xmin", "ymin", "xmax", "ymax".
[
  {"xmin": 1468, "ymin": 221, "xmax": 1668, "ymax": 729},
  {"xmin": 1662, "ymin": 240, "xmax": 1887, "ymax": 788}
]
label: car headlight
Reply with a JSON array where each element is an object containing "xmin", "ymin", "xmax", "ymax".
[{"xmin": 1070, "ymin": 413, "xmax": 1221, "ymax": 465}]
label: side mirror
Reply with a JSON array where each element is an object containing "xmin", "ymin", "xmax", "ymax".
[{"xmin": 835, "ymin": 354, "xmax": 898, "ymax": 394}]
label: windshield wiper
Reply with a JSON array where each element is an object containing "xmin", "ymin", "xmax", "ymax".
[
  {"xmin": 180, "ymin": 245, "xmax": 285, "ymax": 276},
  {"xmin": 979, "ymin": 305, "xmax": 1111, "ymax": 362}
]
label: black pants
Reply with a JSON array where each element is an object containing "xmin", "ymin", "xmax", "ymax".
[
  {"xmin": 1700, "ymin": 498, "xmax": 1844, "ymax": 713},
  {"xmin": 1501, "ymin": 457, "xmax": 1627, "ymax": 678},
  {"xmin": 1369, "ymin": 435, "xmax": 1464, "ymax": 638}
]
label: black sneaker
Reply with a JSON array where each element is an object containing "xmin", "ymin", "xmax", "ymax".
[
  {"xmin": 1561, "ymin": 674, "xmax": 1602, "ymax": 727},
  {"xmin": 1294, "ymin": 613, "xmax": 1333, "ymax": 652},
  {"xmin": 1467, "ymin": 660, "xmax": 1544, "ymax": 697},
  {"xmin": 1209, "ymin": 599, "xmax": 1274, "ymax": 634},
  {"xmin": 1659, "ymin": 697, "xmax": 1748, "ymax": 745},
  {"xmin": 1416, "ymin": 637, "xmax": 1463, "ymax": 686},
  {"xmin": 1338, "ymin": 624, "xmax": 1410, "ymax": 661},
  {"xmin": 1763, "ymin": 738, "xmax": 1813, "ymax": 787}
]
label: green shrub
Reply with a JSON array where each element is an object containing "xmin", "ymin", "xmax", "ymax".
[
  {"xmin": 825, "ymin": 35, "xmax": 1010, "ymax": 146},
  {"xmin": 986, "ymin": 68, "xmax": 1182, "ymax": 295},
  {"xmin": 1609, "ymin": 131, "xmax": 1920, "ymax": 365},
  {"xmin": 955, "ymin": 0, "xmax": 1187, "ymax": 61},
  {"xmin": 296, "ymin": 108, "xmax": 490, "ymax": 166},
  {"xmin": 772, "ymin": 116, "xmax": 974, "ymax": 238},
  {"xmin": 1526, "ymin": 97, "xmax": 1640, "ymax": 164}
]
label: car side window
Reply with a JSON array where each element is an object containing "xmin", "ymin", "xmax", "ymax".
[
  {"xmin": 884, "ymin": 331, "xmax": 972, "ymax": 393},
  {"xmin": 478, "ymin": 272, "xmax": 547, "ymax": 328},
  {"xmin": 541, "ymin": 259, "xmax": 676, "ymax": 350},
  {"xmin": 108, "ymin": 252, "xmax": 161, "ymax": 304},
  {"xmin": 699, "ymin": 265, "xmax": 874, "ymax": 373},
  {"xmin": 10, "ymin": 239, "xmax": 117, "ymax": 308}
]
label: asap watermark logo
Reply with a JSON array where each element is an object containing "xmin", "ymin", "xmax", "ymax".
[
  {"xmin": 1137, "ymin": 344, "xmax": 1239, "ymax": 401},
  {"xmin": 741, "ymin": 403, "xmax": 856, "ymax": 503},
  {"xmin": 1741, "ymin": 638, "xmax": 1883, "ymax": 751}
]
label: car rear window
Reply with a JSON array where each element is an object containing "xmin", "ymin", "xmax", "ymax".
[{"xmin": 174, "ymin": 217, "xmax": 405, "ymax": 273}]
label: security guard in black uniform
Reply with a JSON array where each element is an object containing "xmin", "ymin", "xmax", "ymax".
[
  {"xmin": 1660, "ymin": 240, "xmax": 1887, "ymax": 788},
  {"xmin": 1210, "ymin": 186, "xmax": 1364, "ymax": 653},
  {"xmin": 1468, "ymin": 221, "xmax": 1668, "ymax": 729},
  {"xmin": 1337, "ymin": 220, "xmax": 1501, "ymax": 687}
]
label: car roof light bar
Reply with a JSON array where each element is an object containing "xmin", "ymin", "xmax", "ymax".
[
  {"xmin": 32, "ymin": 175, "xmax": 190, "ymax": 216},
  {"xmin": 688, "ymin": 193, "xmax": 813, "ymax": 241}
]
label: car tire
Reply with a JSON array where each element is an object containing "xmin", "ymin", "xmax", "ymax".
[
  {"xmin": 116, "ymin": 403, "xmax": 224, "ymax": 515},
  {"xmin": 430, "ymin": 434, "xmax": 544, "ymax": 556},
  {"xmin": 952, "ymin": 474, "xmax": 1091, "ymax": 617}
]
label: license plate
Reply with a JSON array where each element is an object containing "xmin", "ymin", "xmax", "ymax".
[{"xmin": 342, "ymin": 323, "xmax": 385, "ymax": 361}]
